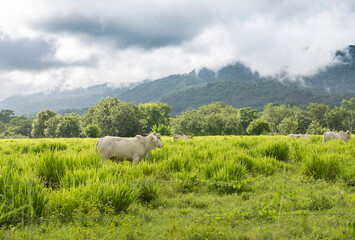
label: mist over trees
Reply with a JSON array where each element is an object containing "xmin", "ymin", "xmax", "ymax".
[
  {"xmin": 0, "ymin": 97, "xmax": 354, "ymax": 138},
  {"xmin": 1, "ymin": 45, "xmax": 354, "ymax": 117}
]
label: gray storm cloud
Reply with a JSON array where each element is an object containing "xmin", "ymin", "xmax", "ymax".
[
  {"xmin": 36, "ymin": 9, "xmax": 213, "ymax": 49},
  {"xmin": 0, "ymin": 36, "xmax": 59, "ymax": 70},
  {"xmin": 0, "ymin": 35, "xmax": 98, "ymax": 71}
]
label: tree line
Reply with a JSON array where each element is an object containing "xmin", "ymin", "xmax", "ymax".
[{"xmin": 0, "ymin": 97, "xmax": 354, "ymax": 138}]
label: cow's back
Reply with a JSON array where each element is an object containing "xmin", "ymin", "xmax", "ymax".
[
  {"xmin": 323, "ymin": 132, "xmax": 334, "ymax": 143},
  {"xmin": 96, "ymin": 136, "xmax": 139, "ymax": 161},
  {"xmin": 174, "ymin": 135, "xmax": 190, "ymax": 140},
  {"xmin": 323, "ymin": 132, "xmax": 351, "ymax": 143}
]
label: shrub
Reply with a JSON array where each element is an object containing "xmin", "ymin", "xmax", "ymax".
[
  {"xmin": 246, "ymin": 119, "xmax": 271, "ymax": 135},
  {"xmin": 151, "ymin": 124, "xmax": 171, "ymax": 136},
  {"xmin": 85, "ymin": 125, "xmax": 101, "ymax": 138}
]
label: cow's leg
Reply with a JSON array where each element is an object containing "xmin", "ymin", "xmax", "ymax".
[
  {"xmin": 132, "ymin": 156, "xmax": 139, "ymax": 165},
  {"xmin": 101, "ymin": 156, "xmax": 109, "ymax": 168}
]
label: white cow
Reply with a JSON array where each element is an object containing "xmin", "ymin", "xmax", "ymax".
[
  {"xmin": 289, "ymin": 134, "xmax": 311, "ymax": 139},
  {"xmin": 96, "ymin": 132, "xmax": 163, "ymax": 164},
  {"xmin": 322, "ymin": 131, "xmax": 351, "ymax": 144},
  {"xmin": 173, "ymin": 134, "xmax": 193, "ymax": 141}
]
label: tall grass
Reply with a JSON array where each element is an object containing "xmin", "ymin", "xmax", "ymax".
[
  {"xmin": 37, "ymin": 151, "xmax": 67, "ymax": 188},
  {"xmin": 47, "ymin": 183, "xmax": 138, "ymax": 217},
  {"xmin": 303, "ymin": 153, "xmax": 342, "ymax": 181},
  {"xmin": 259, "ymin": 141, "xmax": 290, "ymax": 162},
  {"xmin": 0, "ymin": 156, "xmax": 48, "ymax": 224},
  {"xmin": 0, "ymin": 135, "xmax": 353, "ymax": 238}
]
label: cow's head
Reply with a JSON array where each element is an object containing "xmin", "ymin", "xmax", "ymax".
[
  {"xmin": 343, "ymin": 131, "xmax": 351, "ymax": 142},
  {"xmin": 151, "ymin": 132, "xmax": 163, "ymax": 148}
]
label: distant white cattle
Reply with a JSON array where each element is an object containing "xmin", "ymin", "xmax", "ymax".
[
  {"xmin": 289, "ymin": 134, "xmax": 311, "ymax": 139},
  {"xmin": 173, "ymin": 134, "xmax": 193, "ymax": 141},
  {"xmin": 322, "ymin": 131, "xmax": 351, "ymax": 144},
  {"xmin": 95, "ymin": 132, "xmax": 163, "ymax": 164}
]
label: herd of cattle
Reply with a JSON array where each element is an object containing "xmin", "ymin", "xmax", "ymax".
[{"xmin": 95, "ymin": 132, "xmax": 351, "ymax": 164}]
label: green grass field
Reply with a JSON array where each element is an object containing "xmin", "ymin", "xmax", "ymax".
[{"xmin": 0, "ymin": 135, "xmax": 354, "ymax": 239}]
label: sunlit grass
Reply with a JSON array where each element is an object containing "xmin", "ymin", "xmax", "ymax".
[{"xmin": 0, "ymin": 136, "xmax": 354, "ymax": 238}]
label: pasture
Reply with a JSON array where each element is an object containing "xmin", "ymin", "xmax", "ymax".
[{"xmin": 0, "ymin": 135, "xmax": 354, "ymax": 239}]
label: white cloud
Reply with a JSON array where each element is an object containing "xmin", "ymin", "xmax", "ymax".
[{"xmin": 0, "ymin": 0, "xmax": 354, "ymax": 101}]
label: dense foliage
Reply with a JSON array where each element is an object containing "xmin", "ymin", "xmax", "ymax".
[
  {"xmin": 171, "ymin": 102, "xmax": 255, "ymax": 136},
  {"xmin": 172, "ymin": 99, "xmax": 354, "ymax": 136},
  {"xmin": 0, "ymin": 97, "xmax": 354, "ymax": 138},
  {"xmin": 81, "ymin": 98, "xmax": 171, "ymax": 137},
  {"xmin": 0, "ymin": 136, "xmax": 354, "ymax": 239}
]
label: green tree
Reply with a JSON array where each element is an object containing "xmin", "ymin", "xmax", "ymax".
[
  {"xmin": 81, "ymin": 107, "xmax": 95, "ymax": 127},
  {"xmin": 85, "ymin": 125, "xmax": 101, "ymax": 138},
  {"xmin": 82, "ymin": 97, "xmax": 144, "ymax": 137},
  {"xmin": 172, "ymin": 102, "xmax": 243, "ymax": 136},
  {"xmin": 260, "ymin": 104, "xmax": 294, "ymax": 133},
  {"xmin": 238, "ymin": 107, "xmax": 258, "ymax": 133},
  {"xmin": 109, "ymin": 102, "xmax": 143, "ymax": 137},
  {"xmin": 306, "ymin": 120, "xmax": 325, "ymax": 135},
  {"xmin": 295, "ymin": 109, "xmax": 311, "ymax": 134},
  {"xmin": 246, "ymin": 119, "xmax": 271, "ymax": 135},
  {"xmin": 0, "ymin": 122, "xmax": 5, "ymax": 135},
  {"xmin": 0, "ymin": 109, "xmax": 15, "ymax": 123},
  {"xmin": 56, "ymin": 113, "xmax": 82, "ymax": 138},
  {"xmin": 341, "ymin": 98, "xmax": 355, "ymax": 133},
  {"xmin": 7, "ymin": 117, "xmax": 32, "ymax": 137},
  {"xmin": 224, "ymin": 114, "xmax": 244, "ymax": 135},
  {"xmin": 278, "ymin": 117, "xmax": 298, "ymax": 135},
  {"xmin": 324, "ymin": 106, "xmax": 348, "ymax": 131},
  {"xmin": 307, "ymin": 103, "xmax": 329, "ymax": 127},
  {"xmin": 31, "ymin": 109, "xmax": 56, "ymax": 138},
  {"xmin": 171, "ymin": 109, "xmax": 204, "ymax": 136},
  {"xmin": 44, "ymin": 114, "xmax": 63, "ymax": 138},
  {"xmin": 138, "ymin": 102, "xmax": 171, "ymax": 134}
]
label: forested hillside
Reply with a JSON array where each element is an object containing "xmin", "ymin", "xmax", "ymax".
[
  {"xmin": 0, "ymin": 45, "xmax": 354, "ymax": 116},
  {"xmin": 161, "ymin": 81, "xmax": 354, "ymax": 116},
  {"xmin": 304, "ymin": 45, "xmax": 355, "ymax": 93},
  {"xmin": 0, "ymin": 84, "xmax": 128, "ymax": 116}
]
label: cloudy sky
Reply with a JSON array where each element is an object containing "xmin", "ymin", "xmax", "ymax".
[{"xmin": 0, "ymin": 0, "xmax": 354, "ymax": 101}]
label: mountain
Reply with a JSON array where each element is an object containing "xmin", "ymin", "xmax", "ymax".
[
  {"xmin": 303, "ymin": 45, "xmax": 355, "ymax": 93},
  {"xmin": 0, "ymin": 45, "xmax": 354, "ymax": 116},
  {"xmin": 116, "ymin": 46, "xmax": 355, "ymax": 115},
  {"xmin": 0, "ymin": 83, "xmax": 128, "ymax": 116},
  {"xmin": 160, "ymin": 81, "xmax": 354, "ymax": 115},
  {"xmin": 117, "ymin": 69, "xmax": 215, "ymax": 103}
]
